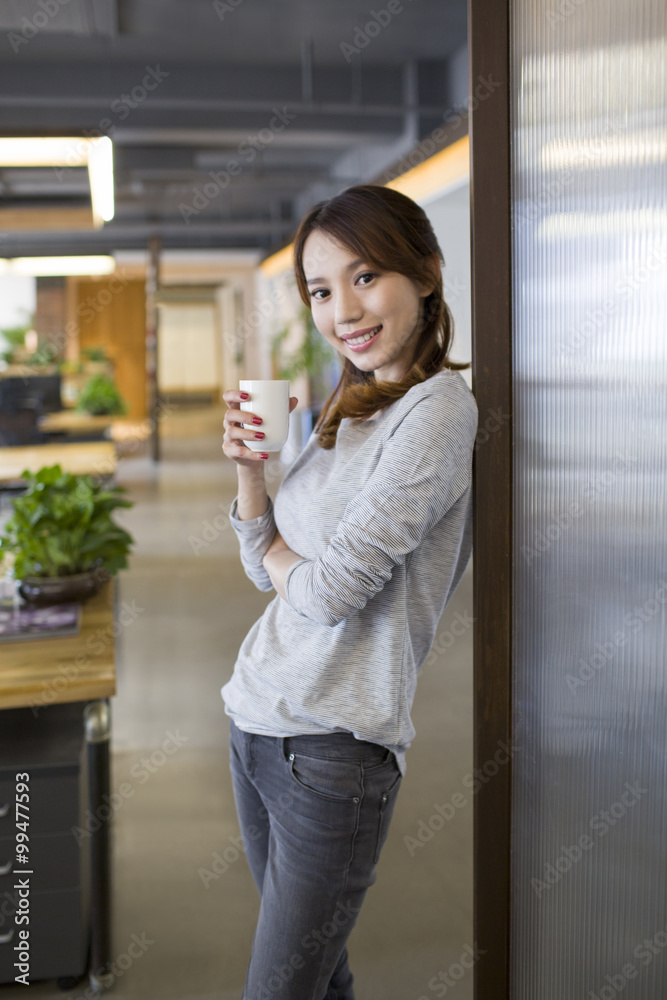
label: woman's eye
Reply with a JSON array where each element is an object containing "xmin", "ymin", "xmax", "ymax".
[
  {"xmin": 357, "ymin": 272, "xmax": 376, "ymax": 285},
  {"xmin": 310, "ymin": 289, "xmax": 329, "ymax": 301}
]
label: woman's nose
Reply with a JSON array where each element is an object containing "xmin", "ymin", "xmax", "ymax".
[{"xmin": 334, "ymin": 288, "xmax": 363, "ymax": 327}]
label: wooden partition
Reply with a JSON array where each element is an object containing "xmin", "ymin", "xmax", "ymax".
[{"xmin": 68, "ymin": 277, "xmax": 147, "ymax": 420}]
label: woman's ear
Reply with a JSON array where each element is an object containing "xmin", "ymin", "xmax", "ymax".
[{"xmin": 417, "ymin": 254, "xmax": 441, "ymax": 297}]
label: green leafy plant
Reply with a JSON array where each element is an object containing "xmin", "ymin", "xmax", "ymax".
[
  {"xmin": 0, "ymin": 320, "xmax": 31, "ymax": 364},
  {"xmin": 76, "ymin": 373, "xmax": 127, "ymax": 415},
  {"xmin": 0, "ymin": 465, "xmax": 134, "ymax": 579},
  {"xmin": 24, "ymin": 341, "xmax": 58, "ymax": 367},
  {"xmin": 59, "ymin": 359, "xmax": 84, "ymax": 375},
  {"xmin": 271, "ymin": 305, "xmax": 340, "ymax": 407},
  {"xmin": 0, "ymin": 323, "xmax": 31, "ymax": 349},
  {"xmin": 81, "ymin": 346, "xmax": 111, "ymax": 363}
]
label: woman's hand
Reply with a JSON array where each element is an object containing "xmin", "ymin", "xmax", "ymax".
[
  {"xmin": 263, "ymin": 530, "xmax": 304, "ymax": 600},
  {"xmin": 222, "ymin": 389, "xmax": 299, "ymax": 468}
]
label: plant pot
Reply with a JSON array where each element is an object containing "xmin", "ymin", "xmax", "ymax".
[{"xmin": 18, "ymin": 568, "xmax": 111, "ymax": 606}]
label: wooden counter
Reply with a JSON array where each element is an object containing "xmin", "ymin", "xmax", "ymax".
[
  {"xmin": 0, "ymin": 580, "xmax": 116, "ymax": 710},
  {"xmin": 38, "ymin": 411, "xmax": 115, "ymax": 434},
  {"xmin": 0, "ymin": 440, "xmax": 117, "ymax": 485}
]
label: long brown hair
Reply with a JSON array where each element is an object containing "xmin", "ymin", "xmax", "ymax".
[{"xmin": 292, "ymin": 184, "xmax": 470, "ymax": 449}]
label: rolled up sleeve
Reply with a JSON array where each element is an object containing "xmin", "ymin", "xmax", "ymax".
[
  {"xmin": 229, "ymin": 495, "xmax": 277, "ymax": 592},
  {"xmin": 284, "ymin": 388, "xmax": 478, "ymax": 626}
]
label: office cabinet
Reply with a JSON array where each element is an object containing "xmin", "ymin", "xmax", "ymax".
[{"xmin": 0, "ymin": 702, "xmax": 90, "ymax": 985}]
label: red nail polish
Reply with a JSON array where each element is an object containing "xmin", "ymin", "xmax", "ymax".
[
  {"xmin": 252, "ymin": 416, "xmax": 262, "ymax": 425},
  {"xmin": 260, "ymin": 453, "xmax": 269, "ymax": 459},
  {"xmin": 255, "ymin": 431, "xmax": 265, "ymax": 439},
  {"xmin": 240, "ymin": 392, "xmax": 249, "ymax": 400}
]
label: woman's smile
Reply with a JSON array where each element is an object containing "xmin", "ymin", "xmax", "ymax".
[{"xmin": 340, "ymin": 324, "xmax": 382, "ymax": 350}]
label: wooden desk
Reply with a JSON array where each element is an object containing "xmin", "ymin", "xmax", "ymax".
[
  {"xmin": 0, "ymin": 580, "xmax": 115, "ymax": 990},
  {"xmin": 0, "ymin": 441, "xmax": 116, "ymax": 485},
  {"xmin": 38, "ymin": 412, "xmax": 114, "ymax": 435},
  {"xmin": 0, "ymin": 581, "xmax": 116, "ymax": 711},
  {"xmin": 38, "ymin": 412, "xmax": 151, "ymax": 445}
]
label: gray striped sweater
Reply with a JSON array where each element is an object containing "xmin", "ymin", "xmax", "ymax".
[{"xmin": 220, "ymin": 370, "xmax": 478, "ymax": 775}]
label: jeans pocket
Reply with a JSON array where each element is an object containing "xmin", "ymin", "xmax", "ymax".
[
  {"xmin": 373, "ymin": 761, "xmax": 402, "ymax": 865},
  {"xmin": 287, "ymin": 751, "xmax": 363, "ymax": 804}
]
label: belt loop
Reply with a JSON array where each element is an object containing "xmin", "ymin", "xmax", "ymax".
[{"xmin": 281, "ymin": 735, "xmax": 290, "ymax": 761}]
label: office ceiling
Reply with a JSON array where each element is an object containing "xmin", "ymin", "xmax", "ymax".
[{"xmin": 0, "ymin": 0, "xmax": 468, "ymax": 258}]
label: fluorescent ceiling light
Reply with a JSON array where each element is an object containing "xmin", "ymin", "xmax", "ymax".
[
  {"xmin": 0, "ymin": 136, "xmax": 115, "ymax": 228},
  {"xmin": 0, "ymin": 137, "xmax": 88, "ymax": 166},
  {"xmin": 0, "ymin": 257, "xmax": 116, "ymax": 276},
  {"xmin": 87, "ymin": 137, "xmax": 115, "ymax": 225}
]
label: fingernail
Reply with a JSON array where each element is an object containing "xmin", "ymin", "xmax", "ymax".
[
  {"xmin": 255, "ymin": 431, "xmax": 265, "ymax": 439},
  {"xmin": 252, "ymin": 416, "xmax": 262, "ymax": 425},
  {"xmin": 260, "ymin": 453, "xmax": 269, "ymax": 459},
  {"xmin": 240, "ymin": 392, "xmax": 249, "ymax": 400}
]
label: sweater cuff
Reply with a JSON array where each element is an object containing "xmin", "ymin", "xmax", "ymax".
[
  {"xmin": 284, "ymin": 557, "xmax": 311, "ymax": 613},
  {"xmin": 229, "ymin": 495, "xmax": 277, "ymax": 554},
  {"xmin": 229, "ymin": 494, "xmax": 274, "ymax": 529}
]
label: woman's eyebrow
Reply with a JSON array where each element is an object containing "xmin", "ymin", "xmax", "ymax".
[{"xmin": 306, "ymin": 258, "xmax": 366, "ymax": 285}]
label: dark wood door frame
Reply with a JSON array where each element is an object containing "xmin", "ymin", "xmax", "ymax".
[{"xmin": 468, "ymin": 0, "xmax": 513, "ymax": 997}]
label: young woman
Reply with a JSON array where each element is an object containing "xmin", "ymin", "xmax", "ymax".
[{"xmin": 221, "ymin": 184, "xmax": 478, "ymax": 1000}]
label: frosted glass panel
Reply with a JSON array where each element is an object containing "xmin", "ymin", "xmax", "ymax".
[{"xmin": 510, "ymin": 3, "xmax": 667, "ymax": 998}]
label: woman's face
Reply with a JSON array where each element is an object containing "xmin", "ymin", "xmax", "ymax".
[{"xmin": 302, "ymin": 229, "xmax": 434, "ymax": 383}]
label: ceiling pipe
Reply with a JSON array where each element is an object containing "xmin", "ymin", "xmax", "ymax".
[
  {"xmin": 0, "ymin": 94, "xmax": 446, "ymax": 119},
  {"xmin": 301, "ymin": 34, "xmax": 314, "ymax": 104}
]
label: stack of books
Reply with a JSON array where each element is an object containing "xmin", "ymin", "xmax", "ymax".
[{"xmin": 0, "ymin": 602, "xmax": 82, "ymax": 643}]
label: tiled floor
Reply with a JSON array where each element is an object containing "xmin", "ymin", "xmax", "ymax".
[{"xmin": 1, "ymin": 404, "xmax": 474, "ymax": 1000}]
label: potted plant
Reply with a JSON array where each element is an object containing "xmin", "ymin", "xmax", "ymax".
[
  {"xmin": 271, "ymin": 305, "xmax": 340, "ymax": 426},
  {"xmin": 76, "ymin": 373, "xmax": 127, "ymax": 416},
  {"xmin": 0, "ymin": 464, "xmax": 134, "ymax": 605},
  {"xmin": 0, "ymin": 321, "xmax": 31, "ymax": 366},
  {"xmin": 81, "ymin": 346, "xmax": 115, "ymax": 377}
]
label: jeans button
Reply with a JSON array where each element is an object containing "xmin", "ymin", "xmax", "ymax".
[
  {"xmin": 353, "ymin": 797, "xmax": 359, "ymax": 803},
  {"xmin": 288, "ymin": 753, "xmax": 295, "ymax": 761}
]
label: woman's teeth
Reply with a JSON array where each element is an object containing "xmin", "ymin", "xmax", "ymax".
[{"xmin": 346, "ymin": 326, "xmax": 380, "ymax": 346}]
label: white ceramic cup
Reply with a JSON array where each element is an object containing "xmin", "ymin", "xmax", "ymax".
[{"xmin": 239, "ymin": 380, "xmax": 290, "ymax": 452}]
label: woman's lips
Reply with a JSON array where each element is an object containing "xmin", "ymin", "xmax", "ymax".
[{"xmin": 344, "ymin": 325, "xmax": 382, "ymax": 352}]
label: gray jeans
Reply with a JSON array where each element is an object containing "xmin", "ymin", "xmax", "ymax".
[{"xmin": 228, "ymin": 716, "xmax": 403, "ymax": 1000}]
